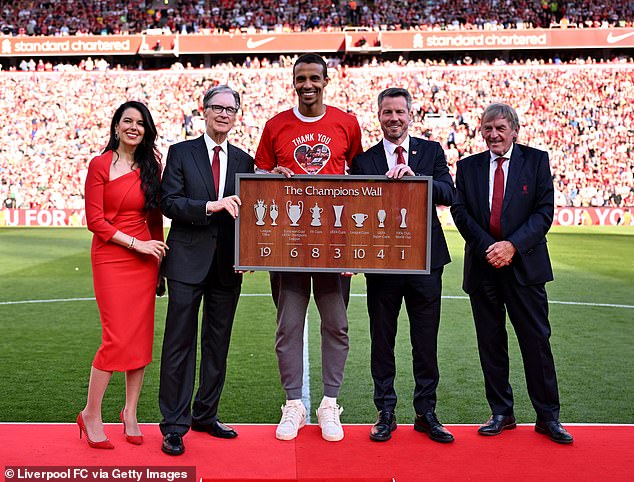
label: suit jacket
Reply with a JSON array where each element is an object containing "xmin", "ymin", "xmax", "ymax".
[
  {"xmin": 160, "ymin": 135, "xmax": 254, "ymax": 286},
  {"xmin": 351, "ymin": 137, "xmax": 454, "ymax": 270},
  {"xmin": 451, "ymin": 143, "xmax": 554, "ymax": 293}
]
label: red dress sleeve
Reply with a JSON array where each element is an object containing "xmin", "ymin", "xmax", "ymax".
[{"xmin": 85, "ymin": 152, "xmax": 117, "ymax": 242}]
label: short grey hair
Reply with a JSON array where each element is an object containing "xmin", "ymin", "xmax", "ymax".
[
  {"xmin": 203, "ymin": 85, "xmax": 241, "ymax": 110},
  {"xmin": 481, "ymin": 103, "xmax": 519, "ymax": 130},
  {"xmin": 377, "ymin": 88, "xmax": 412, "ymax": 111}
]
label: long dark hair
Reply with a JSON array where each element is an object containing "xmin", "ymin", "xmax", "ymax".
[{"xmin": 103, "ymin": 101, "xmax": 162, "ymax": 210}]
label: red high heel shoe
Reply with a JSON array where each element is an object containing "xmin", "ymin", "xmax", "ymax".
[
  {"xmin": 120, "ymin": 408, "xmax": 144, "ymax": 445},
  {"xmin": 76, "ymin": 412, "xmax": 114, "ymax": 449}
]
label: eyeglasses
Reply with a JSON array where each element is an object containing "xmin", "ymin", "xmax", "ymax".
[{"xmin": 206, "ymin": 104, "xmax": 239, "ymax": 115}]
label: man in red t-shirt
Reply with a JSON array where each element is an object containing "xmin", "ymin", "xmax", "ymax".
[{"xmin": 255, "ymin": 53, "xmax": 363, "ymax": 442}]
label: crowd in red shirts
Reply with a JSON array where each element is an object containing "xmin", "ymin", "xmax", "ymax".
[
  {"xmin": 1, "ymin": 1, "xmax": 633, "ymax": 36},
  {"xmin": 1, "ymin": 60, "xmax": 632, "ymax": 210}
]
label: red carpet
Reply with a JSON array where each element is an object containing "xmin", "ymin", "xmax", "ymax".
[{"xmin": 1, "ymin": 423, "xmax": 632, "ymax": 481}]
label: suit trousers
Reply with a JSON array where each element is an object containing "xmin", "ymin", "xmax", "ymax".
[
  {"xmin": 469, "ymin": 267, "xmax": 560, "ymax": 421},
  {"xmin": 366, "ymin": 268, "xmax": 443, "ymax": 415},
  {"xmin": 159, "ymin": 259, "xmax": 241, "ymax": 435},
  {"xmin": 271, "ymin": 272, "xmax": 349, "ymax": 399}
]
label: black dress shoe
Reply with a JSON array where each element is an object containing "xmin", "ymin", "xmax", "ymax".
[
  {"xmin": 191, "ymin": 420, "xmax": 238, "ymax": 439},
  {"xmin": 162, "ymin": 433, "xmax": 184, "ymax": 456},
  {"xmin": 370, "ymin": 410, "xmax": 397, "ymax": 442},
  {"xmin": 414, "ymin": 411, "xmax": 454, "ymax": 443},
  {"xmin": 535, "ymin": 420, "xmax": 573, "ymax": 444},
  {"xmin": 478, "ymin": 414, "xmax": 517, "ymax": 436}
]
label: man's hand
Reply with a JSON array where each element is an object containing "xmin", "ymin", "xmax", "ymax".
[
  {"xmin": 386, "ymin": 164, "xmax": 414, "ymax": 179},
  {"xmin": 485, "ymin": 241, "xmax": 516, "ymax": 268},
  {"xmin": 206, "ymin": 195, "xmax": 242, "ymax": 219},
  {"xmin": 271, "ymin": 166, "xmax": 294, "ymax": 178}
]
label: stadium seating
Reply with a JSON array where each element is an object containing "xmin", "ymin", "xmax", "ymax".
[
  {"xmin": 1, "ymin": 0, "xmax": 633, "ymax": 35},
  {"xmin": 1, "ymin": 61, "xmax": 632, "ymax": 210}
]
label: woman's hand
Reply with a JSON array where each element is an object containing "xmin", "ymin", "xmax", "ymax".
[{"xmin": 134, "ymin": 239, "xmax": 169, "ymax": 261}]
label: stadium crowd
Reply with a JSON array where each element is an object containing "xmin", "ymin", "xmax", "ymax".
[
  {"xmin": 1, "ymin": 0, "xmax": 634, "ymax": 36},
  {"xmin": 1, "ymin": 59, "xmax": 632, "ymax": 211}
]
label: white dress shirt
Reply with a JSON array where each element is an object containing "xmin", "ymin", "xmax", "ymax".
[
  {"xmin": 382, "ymin": 135, "xmax": 411, "ymax": 170},
  {"xmin": 204, "ymin": 132, "xmax": 228, "ymax": 199},
  {"xmin": 488, "ymin": 145, "xmax": 513, "ymax": 209}
]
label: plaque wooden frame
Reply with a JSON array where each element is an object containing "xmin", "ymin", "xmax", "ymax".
[{"xmin": 235, "ymin": 174, "xmax": 432, "ymax": 274}]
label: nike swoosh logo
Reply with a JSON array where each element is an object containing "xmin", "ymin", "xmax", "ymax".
[
  {"xmin": 246, "ymin": 37, "xmax": 276, "ymax": 49},
  {"xmin": 606, "ymin": 31, "xmax": 634, "ymax": 44}
]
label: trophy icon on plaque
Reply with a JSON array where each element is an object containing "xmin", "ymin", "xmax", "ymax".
[
  {"xmin": 351, "ymin": 212, "xmax": 369, "ymax": 228},
  {"xmin": 310, "ymin": 202, "xmax": 323, "ymax": 227},
  {"xmin": 270, "ymin": 200, "xmax": 279, "ymax": 226},
  {"xmin": 333, "ymin": 205, "xmax": 344, "ymax": 228},
  {"xmin": 254, "ymin": 200, "xmax": 267, "ymax": 226},
  {"xmin": 377, "ymin": 209, "xmax": 386, "ymax": 228},
  {"xmin": 286, "ymin": 200, "xmax": 304, "ymax": 227},
  {"xmin": 399, "ymin": 208, "xmax": 408, "ymax": 228}
]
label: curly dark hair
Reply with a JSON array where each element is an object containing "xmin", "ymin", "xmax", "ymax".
[{"xmin": 103, "ymin": 101, "xmax": 162, "ymax": 211}]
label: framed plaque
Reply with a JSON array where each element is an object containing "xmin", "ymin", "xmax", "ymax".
[{"xmin": 235, "ymin": 174, "xmax": 432, "ymax": 274}]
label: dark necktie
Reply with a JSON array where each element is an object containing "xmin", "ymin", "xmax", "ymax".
[
  {"xmin": 489, "ymin": 157, "xmax": 506, "ymax": 240},
  {"xmin": 395, "ymin": 145, "xmax": 406, "ymax": 165},
  {"xmin": 212, "ymin": 145, "xmax": 221, "ymax": 198}
]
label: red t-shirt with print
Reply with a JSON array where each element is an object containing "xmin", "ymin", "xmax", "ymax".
[{"xmin": 255, "ymin": 106, "xmax": 363, "ymax": 175}]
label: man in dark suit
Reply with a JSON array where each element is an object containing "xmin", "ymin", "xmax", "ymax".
[
  {"xmin": 159, "ymin": 85, "xmax": 254, "ymax": 455},
  {"xmin": 351, "ymin": 87, "xmax": 455, "ymax": 443},
  {"xmin": 451, "ymin": 103, "xmax": 573, "ymax": 444}
]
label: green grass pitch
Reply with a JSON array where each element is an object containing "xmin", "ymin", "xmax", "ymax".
[{"xmin": 0, "ymin": 226, "xmax": 632, "ymax": 424}]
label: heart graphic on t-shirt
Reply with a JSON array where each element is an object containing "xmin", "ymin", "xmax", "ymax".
[{"xmin": 294, "ymin": 143, "xmax": 331, "ymax": 174}]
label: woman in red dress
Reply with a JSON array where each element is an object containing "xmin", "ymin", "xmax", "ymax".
[{"xmin": 78, "ymin": 101, "xmax": 167, "ymax": 449}]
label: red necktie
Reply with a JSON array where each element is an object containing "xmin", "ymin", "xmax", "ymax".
[
  {"xmin": 395, "ymin": 145, "xmax": 406, "ymax": 165},
  {"xmin": 212, "ymin": 145, "xmax": 221, "ymax": 197},
  {"xmin": 489, "ymin": 157, "xmax": 506, "ymax": 240}
]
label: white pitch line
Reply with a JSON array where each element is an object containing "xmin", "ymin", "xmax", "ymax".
[
  {"xmin": 1, "ymin": 294, "xmax": 633, "ymax": 309},
  {"xmin": 0, "ymin": 297, "xmax": 96, "ymax": 305}
]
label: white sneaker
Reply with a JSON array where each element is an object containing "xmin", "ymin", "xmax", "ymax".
[
  {"xmin": 316, "ymin": 398, "xmax": 344, "ymax": 442},
  {"xmin": 276, "ymin": 400, "xmax": 306, "ymax": 440}
]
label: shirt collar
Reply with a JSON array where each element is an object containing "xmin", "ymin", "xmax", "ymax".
[
  {"xmin": 490, "ymin": 144, "xmax": 513, "ymax": 163},
  {"xmin": 203, "ymin": 132, "xmax": 228, "ymax": 154},
  {"xmin": 383, "ymin": 135, "xmax": 411, "ymax": 155}
]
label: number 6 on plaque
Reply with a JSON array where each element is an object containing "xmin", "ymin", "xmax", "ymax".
[{"xmin": 290, "ymin": 247, "xmax": 299, "ymax": 258}]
